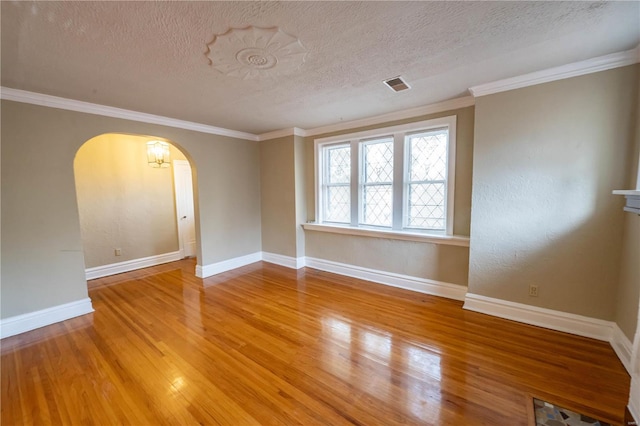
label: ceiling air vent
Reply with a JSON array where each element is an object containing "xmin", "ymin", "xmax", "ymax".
[{"xmin": 383, "ymin": 76, "xmax": 410, "ymax": 92}]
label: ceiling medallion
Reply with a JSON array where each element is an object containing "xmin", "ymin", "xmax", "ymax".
[{"xmin": 206, "ymin": 26, "xmax": 307, "ymax": 80}]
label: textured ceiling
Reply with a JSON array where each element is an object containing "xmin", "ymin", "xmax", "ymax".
[{"xmin": 2, "ymin": 1, "xmax": 639, "ymax": 134}]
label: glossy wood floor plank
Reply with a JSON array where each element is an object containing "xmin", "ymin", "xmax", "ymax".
[{"xmin": 1, "ymin": 259, "xmax": 630, "ymax": 425}]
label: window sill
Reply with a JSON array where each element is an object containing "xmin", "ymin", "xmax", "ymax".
[
  {"xmin": 302, "ymin": 223, "xmax": 470, "ymax": 247},
  {"xmin": 612, "ymin": 189, "xmax": 640, "ymax": 214}
]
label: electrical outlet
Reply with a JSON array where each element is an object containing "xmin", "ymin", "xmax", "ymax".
[
  {"xmin": 529, "ymin": 284, "xmax": 539, "ymax": 297},
  {"xmin": 115, "ymin": 248, "xmax": 122, "ymax": 256}
]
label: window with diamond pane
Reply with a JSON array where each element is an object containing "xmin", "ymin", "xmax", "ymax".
[
  {"xmin": 406, "ymin": 129, "xmax": 448, "ymax": 230},
  {"xmin": 361, "ymin": 139, "xmax": 393, "ymax": 227},
  {"xmin": 324, "ymin": 145, "xmax": 351, "ymax": 223},
  {"xmin": 317, "ymin": 116, "xmax": 455, "ymax": 235},
  {"xmin": 327, "ymin": 146, "xmax": 350, "ymax": 184}
]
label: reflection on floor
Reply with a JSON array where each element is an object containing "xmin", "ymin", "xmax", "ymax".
[
  {"xmin": 0, "ymin": 259, "xmax": 631, "ymax": 425},
  {"xmin": 534, "ymin": 398, "xmax": 611, "ymax": 426}
]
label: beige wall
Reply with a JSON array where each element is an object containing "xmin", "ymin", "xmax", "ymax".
[
  {"xmin": 260, "ymin": 136, "xmax": 297, "ymax": 257},
  {"xmin": 617, "ymin": 213, "xmax": 640, "ymax": 340},
  {"xmin": 305, "ymin": 232, "xmax": 469, "ymax": 285},
  {"xmin": 615, "ymin": 66, "xmax": 640, "ymax": 341},
  {"xmin": 469, "ymin": 65, "xmax": 638, "ymax": 320},
  {"xmin": 74, "ymin": 134, "xmax": 187, "ymax": 268},
  {"xmin": 259, "ymin": 135, "xmax": 307, "ymax": 259},
  {"xmin": 294, "ymin": 135, "xmax": 307, "ymax": 258},
  {"xmin": 303, "ymin": 106, "xmax": 474, "ymax": 285},
  {"xmin": 1, "ymin": 100, "xmax": 262, "ymax": 319}
]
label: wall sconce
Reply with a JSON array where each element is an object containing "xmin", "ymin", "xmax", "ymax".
[{"xmin": 146, "ymin": 141, "xmax": 170, "ymax": 168}]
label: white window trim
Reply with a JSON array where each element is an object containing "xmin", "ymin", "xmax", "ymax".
[
  {"xmin": 314, "ymin": 116, "xmax": 457, "ymax": 237},
  {"xmin": 302, "ymin": 223, "xmax": 470, "ymax": 247},
  {"xmin": 320, "ymin": 143, "xmax": 352, "ymax": 224},
  {"xmin": 637, "ymin": 149, "xmax": 640, "ymax": 190},
  {"xmin": 611, "ymin": 143, "xmax": 640, "ymax": 214}
]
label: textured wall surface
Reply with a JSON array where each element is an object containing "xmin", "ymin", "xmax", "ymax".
[
  {"xmin": 469, "ymin": 65, "xmax": 638, "ymax": 320},
  {"xmin": 0, "ymin": 100, "xmax": 262, "ymax": 319},
  {"xmin": 615, "ymin": 67, "xmax": 640, "ymax": 341},
  {"xmin": 260, "ymin": 136, "xmax": 297, "ymax": 257},
  {"xmin": 294, "ymin": 135, "xmax": 307, "ymax": 258},
  {"xmin": 617, "ymin": 214, "xmax": 640, "ymax": 340},
  {"xmin": 260, "ymin": 134, "xmax": 307, "ymax": 258},
  {"xmin": 2, "ymin": 103, "xmax": 89, "ymax": 318},
  {"xmin": 2, "ymin": 1, "xmax": 638, "ymax": 133},
  {"xmin": 305, "ymin": 232, "xmax": 469, "ymax": 286},
  {"xmin": 74, "ymin": 134, "xmax": 187, "ymax": 268}
]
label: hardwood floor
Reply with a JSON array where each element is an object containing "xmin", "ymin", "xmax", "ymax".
[{"xmin": 1, "ymin": 259, "xmax": 630, "ymax": 425}]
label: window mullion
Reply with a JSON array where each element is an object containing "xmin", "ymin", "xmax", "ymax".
[
  {"xmin": 322, "ymin": 148, "xmax": 329, "ymax": 222},
  {"xmin": 321, "ymin": 146, "xmax": 329, "ymax": 223},
  {"xmin": 350, "ymin": 139, "xmax": 359, "ymax": 226},
  {"xmin": 392, "ymin": 133, "xmax": 404, "ymax": 231},
  {"xmin": 409, "ymin": 179, "xmax": 446, "ymax": 185},
  {"xmin": 446, "ymin": 119, "xmax": 457, "ymax": 236}
]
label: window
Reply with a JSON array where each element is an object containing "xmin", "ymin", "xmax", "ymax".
[
  {"xmin": 316, "ymin": 116, "xmax": 456, "ymax": 235},
  {"xmin": 405, "ymin": 129, "xmax": 448, "ymax": 230},
  {"xmin": 361, "ymin": 138, "xmax": 394, "ymax": 227},
  {"xmin": 323, "ymin": 144, "xmax": 351, "ymax": 223}
]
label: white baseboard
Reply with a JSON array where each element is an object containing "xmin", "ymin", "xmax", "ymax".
[
  {"xmin": 262, "ymin": 252, "xmax": 305, "ymax": 269},
  {"xmin": 463, "ymin": 293, "xmax": 614, "ymax": 341},
  {"xmin": 630, "ymin": 378, "xmax": 640, "ymax": 425},
  {"xmin": 0, "ymin": 298, "xmax": 94, "ymax": 339},
  {"xmin": 610, "ymin": 324, "xmax": 633, "ymax": 375},
  {"xmin": 86, "ymin": 251, "xmax": 182, "ymax": 280},
  {"xmin": 195, "ymin": 252, "xmax": 467, "ymax": 300},
  {"xmin": 196, "ymin": 252, "xmax": 263, "ymax": 278},
  {"xmin": 304, "ymin": 257, "xmax": 468, "ymax": 301}
]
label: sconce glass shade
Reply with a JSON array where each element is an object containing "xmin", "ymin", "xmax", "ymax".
[{"xmin": 147, "ymin": 141, "xmax": 171, "ymax": 168}]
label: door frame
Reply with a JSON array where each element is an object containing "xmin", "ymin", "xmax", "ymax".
[{"xmin": 173, "ymin": 159, "xmax": 196, "ymax": 258}]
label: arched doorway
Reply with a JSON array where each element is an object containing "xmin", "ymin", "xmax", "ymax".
[{"xmin": 73, "ymin": 133, "xmax": 197, "ymax": 279}]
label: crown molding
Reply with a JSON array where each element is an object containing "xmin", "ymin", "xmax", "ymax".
[
  {"xmin": 302, "ymin": 96, "xmax": 475, "ymax": 138},
  {"xmin": 257, "ymin": 127, "xmax": 306, "ymax": 141},
  {"xmin": 469, "ymin": 46, "xmax": 640, "ymax": 97},
  {"xmin": 255, "ymin": 96, "xmax": 475, "ymax": 141},
  {"xmin": 0, "ymin": 87, "xmax": 259, "ymax": 141},
  {"xmin": 2, "ymin": 85, "xmax": 473, "ymax": 143}
]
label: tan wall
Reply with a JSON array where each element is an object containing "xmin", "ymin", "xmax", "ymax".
[
  {"xmin": 305, "ymin": 232, "xmax": 469, "ymax": 285},
  {"xmin": 259, "ymin": 134, "xmax": 307, "ymax": 259},
  {"xmin": 260, "ymin": 136, "xmax": 297, "ymax": 257},
  {"xmin": 74, "ymin": 134, "xmax": 187, "ymax": 268},
  {"xmin": 615, "ymin": 66, "xmax": 640, "ymax": 341},
  {"xmin": 1, "ymin": 100, "xmax": 262, "ymax": 319},
  {"xmin": 294, "ymin": 135, "xmax": 307, "ymax": 258},
  {"xmin": 303, "ymin": 106, "xmax": 474, "ymax": 285},
  {"xmin": 469, "ymin": 65, "xmax": 638, "ymax": 320},
  {"xmin": 617, "ymin": 214, "xmax": 640, "ymax": 340}
]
